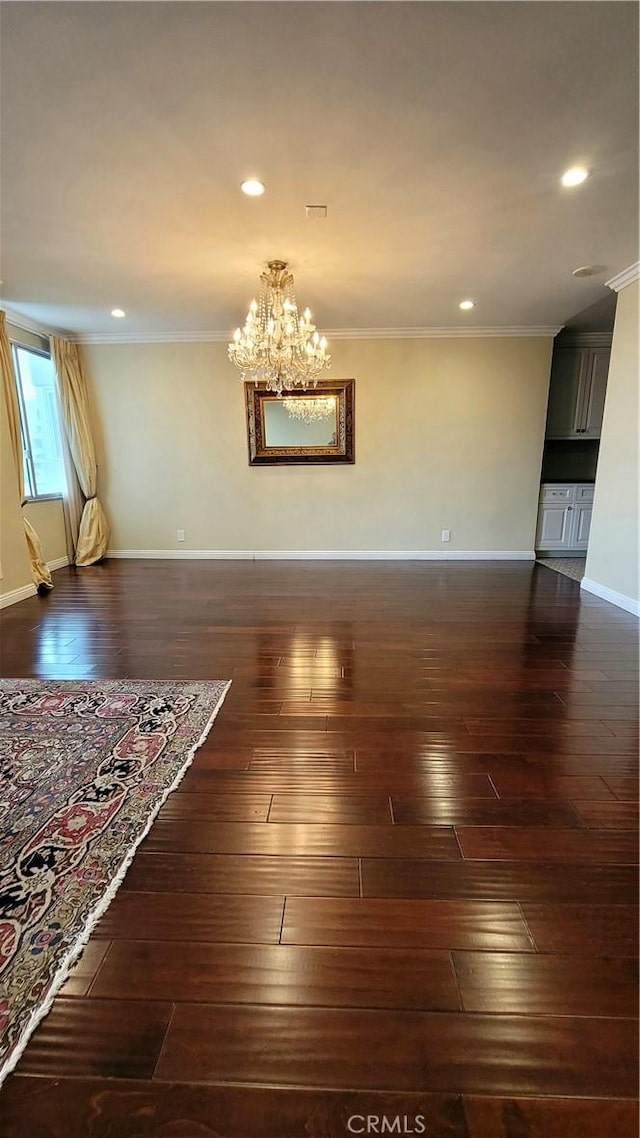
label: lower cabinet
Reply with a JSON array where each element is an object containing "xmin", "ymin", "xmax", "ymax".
[{"xmin": 536, "ymin": 483, "xmax": 593, "ymax": 553}]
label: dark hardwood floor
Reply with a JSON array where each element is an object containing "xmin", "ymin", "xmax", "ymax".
[{"xmin": 0, "ymin": 559, "xmax": 638, "ymax": 1137}]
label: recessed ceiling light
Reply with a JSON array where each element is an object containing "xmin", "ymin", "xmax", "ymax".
[
  {"xmin": 459, "ymin": 299, "xmax": 475, "ymax": 310},
  {"xmin": 561, "ymin": 166, "xmax": 589, "ymax": 187},
  {"xmin": 111, "ymin": 308, "xmax": 126, "ymax": 318},
  {"xmin": 241, "ymin": 178, "xmax": 265, "ymax": 197}
]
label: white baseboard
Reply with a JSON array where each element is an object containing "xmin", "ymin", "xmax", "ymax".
[
  {"xmin": 0, "ymin": 582, "xmax": 37, "ymax": 610},
  {"xmin": 0, "ymin": 558, "xmax": 68, "ymax": 610},
  {"xmin": 254, "ymin": 550, "xmax": 536, "ymax": 561},
  {"xmin": 580, "ymin": 576, "xmax": 640, "ymax": 617},
  {"xmin": 107, "ymin": 548, "xmax": 536, "ymax": 562},
  {"xmin": 108, "ymin": 546, "xmax": 252, "ymax": 555}
]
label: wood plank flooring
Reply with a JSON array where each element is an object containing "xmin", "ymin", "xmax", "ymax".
[{"xmin": 0, "ymin": 559, "xmax": 637, "ymax": 1137}]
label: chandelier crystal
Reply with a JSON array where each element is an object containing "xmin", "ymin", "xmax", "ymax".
[
  {"xmin": 283, "ymin": 395, "xmax": 336, "ymax": 424},
  {"xmin": 228, "ymin": 260, "xmax": 331, "ymax": 395}
]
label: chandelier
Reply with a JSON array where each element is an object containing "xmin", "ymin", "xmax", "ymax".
[
  {"xmin": 228, "ymin": 260, "xmax": 331, "ymax": 395},
  {"xmin": 283, "ymin": 395, "xmax": 336, "ymax": 424}
]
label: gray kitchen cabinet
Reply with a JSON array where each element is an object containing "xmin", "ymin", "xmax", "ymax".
[
  {"xmin": 572, "ymin": 499, "xmax": 593, "ymax": 546},
  {"xmin": 536, "ymin": 483, "xmax": 594, "ymax": 553},
  {"xmin": 545, "ymin": 346, "xmax": 610, "ymax": 440},
  {"xmin": 537, "ymin": 501, "xmax": 574, "ymax": 548},
  {"xmin": 580, "ymin": 347, "xmax": 609, "ymax": 438}
]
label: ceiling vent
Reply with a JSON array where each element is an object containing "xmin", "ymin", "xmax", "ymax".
[{"xmin": 306, "ymin": 205, "xmax": 327, "ymax": 219}]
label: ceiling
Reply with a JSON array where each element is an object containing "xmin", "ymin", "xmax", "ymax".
[
  {"xmin": 561, "ymin": 292, "xmax": 618, "ymax": 336},
  {"xmin": 1, "ymin": 1, "xmax": 638, "ymax": 339}
]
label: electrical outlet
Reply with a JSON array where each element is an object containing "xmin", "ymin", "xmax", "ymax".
[
  {"xmin": 441, "ymin": 529, "xmax": 451, "ymax": 543},
  {"xmin": 177, "ymin": 529, "xmax": 185, "ymax": 542}
]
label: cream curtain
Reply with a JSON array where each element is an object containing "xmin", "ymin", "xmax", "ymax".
[
  {"xmin": 0, "ymin": 310, "xmax": 53, "ymax": 591},
  {"xmin": 50, "ymin": 337, "xmax": 109, "ymax": 566},
  {"xmin": 60, "ymin": 428, "xmax": 85, "ymax": 564}
]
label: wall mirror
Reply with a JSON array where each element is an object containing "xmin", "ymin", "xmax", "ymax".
[{"xmin": 245, "ymin": 379, "xmax": 354, "ymax": 465}]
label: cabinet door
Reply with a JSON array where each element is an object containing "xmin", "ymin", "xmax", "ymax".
[
  {"xmin": 545, "ymin": 349, "xmax": 587, "ymax": 438},
  {"xmin": 580, "ymin": 347, "xmax": 610, "ymax": 438},
  {"xmin": 571, "ymin": 502, "xmax": 592, "ymax": 548},
  {"xmin": 536, "ymin": 503, "xmax": 573, "ymax": 548}
]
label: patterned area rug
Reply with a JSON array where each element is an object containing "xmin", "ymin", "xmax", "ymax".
[{"xmin": 0, "ymin": 677, "xmax": 230, "ymax": 1085}]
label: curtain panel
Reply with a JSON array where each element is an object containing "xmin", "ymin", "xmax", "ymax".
[
  {"xmin": 50, "ymin": 337, "xmax": 109, "ymax": 566},
  {"xmin": 0, "ymin": 310, "xmax": 53, "ymax": 591}
]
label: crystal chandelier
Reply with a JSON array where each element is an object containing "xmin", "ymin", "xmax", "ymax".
[
  {"xmin": 228, "ymin": 260, "xmax": 331, "ymax": 395},
  {"xmin": 283, "ymin": 395, "xmax": 336, "ymax": 424}
]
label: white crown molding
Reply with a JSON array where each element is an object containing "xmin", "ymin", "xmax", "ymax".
[
  {"xmin": 605, "ymin": 262, "xmax": 640, "ymax": 293},
  {"xmin": 320, "ymin": 327, "xmax": 560, "ymax": 340},
  {"xmin": 79, "ymin": 330, "xmax": 230, "ymax": 345},
  {"xmin": 107, "ymin": 548, "xmax": 536, "ymax": 562},
  {"xmin": 76, "ymin": 325, "xmax": 561, "ymax": 345},
  {"xmin": 1, "ymin": 306, "xmax": 69, "ymax": 340},
  {"xmin": 581, "ymin": 576, "xmax": 640, "ymax": 617},
  {"xmin": 556, "ymin": 331, "xmax": 612, "ymax": 347},
  {"xmin": 0, "ymin": 582, "xmax": 37, "ymax": 610}
]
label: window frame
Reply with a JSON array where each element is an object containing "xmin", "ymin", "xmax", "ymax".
[{"xmin": 10, "ymin": 340, "xmax": 64, "ymax": 502}]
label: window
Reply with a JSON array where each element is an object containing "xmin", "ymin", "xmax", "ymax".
[{"xmin": 11, "ymin": 344, "xmax": 66, "ymax": 499}]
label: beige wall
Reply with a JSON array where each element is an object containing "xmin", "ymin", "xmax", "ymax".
[
  {"xmin": 24, "ymin": 498, "xmax": 68, "ymax": 564},
  {"xmin": 0, "ymin": 382, "xmax": 33, "ymax": 597},
  {"xmin": 585, "ymin": 280, "xmax": 639, "ymax": 608},
  {"xmin": 85, "ymin": 336, "xmax": 552, "ymax": 555}
]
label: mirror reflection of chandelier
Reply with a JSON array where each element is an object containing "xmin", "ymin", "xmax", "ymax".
[
  {"xmin": 228, "ymin": 260, "xmax": 331, "ymax": 395},
  {"xmin": 283, "ymin": 395, "xmax": 336, "ymax": 424}
]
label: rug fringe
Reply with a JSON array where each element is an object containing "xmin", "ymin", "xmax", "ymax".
[{"xmin": 0, "ymin": 679, "xmax": 231, "ymax": 1087}]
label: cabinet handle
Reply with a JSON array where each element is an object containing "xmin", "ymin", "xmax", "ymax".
[{"xmin": 567, "ymin": 506, "xmax": 573, "ymax": 511}]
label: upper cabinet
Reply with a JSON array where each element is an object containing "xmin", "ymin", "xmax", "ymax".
[
  {"xmin": 545, "ymin": 345, "xmax": 610, "ymax": 440},
  {"xmin": 580, "ymin": 347, "xmax": 610, "ymax": 438}
]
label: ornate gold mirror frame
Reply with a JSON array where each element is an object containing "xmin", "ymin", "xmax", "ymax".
[{"xmin": 245, "ymin": 378, "xmax": 355, "ymax": 466}]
